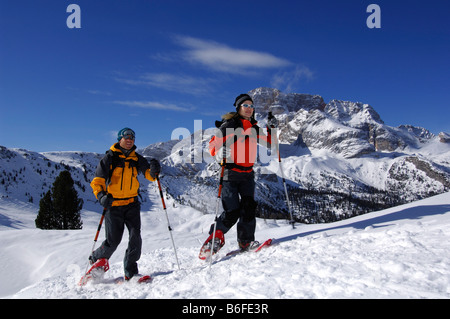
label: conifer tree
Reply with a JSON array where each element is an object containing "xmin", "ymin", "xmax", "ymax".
[
  {"xmin": 35, "ymin": 170, "xmax": 83, "ymax": 229},
  {"xmin": 35, "ymin": 190, "xmax": 56, "ymax": 229},
  {"xmin": 52, "ymin": 170, "xmax": 83, "ymax": 229}
]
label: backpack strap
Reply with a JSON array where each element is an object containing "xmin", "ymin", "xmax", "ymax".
[
  {"xmin": 106, "ymin": 149, "xmax": 140, "ymax": 183},
  {"xmin": 106, "ymin": 150, "xmax": 124, "ymax": 185}
]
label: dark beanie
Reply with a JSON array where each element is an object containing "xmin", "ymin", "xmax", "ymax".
[
  {"xmin": 233, "ymin": 94, "xmax": 253, "ymax": 110},
  {"xmin": 117, "ymin": 127, "xmax": 135, "ymax": 141}
]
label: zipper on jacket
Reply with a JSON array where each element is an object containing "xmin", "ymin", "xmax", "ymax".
[
  {"xmin": 120, "ymin": 166, "xmax": 124, "ymax": 190},
  {"xmin": 130, "ymin": 163, "xmax": 133, "ymax": 190}
]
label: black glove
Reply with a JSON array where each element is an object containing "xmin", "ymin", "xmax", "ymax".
[
  {"xmin": 268, "ymin": 111, "xmax": 278, "ymax": 128},
  {"xmin": 149, "ymin": 159, "xmax": 161, "ymax": 178},
  {"xmin": 98, "ymin": 191, "xmax": 114, "ymax": 208}
]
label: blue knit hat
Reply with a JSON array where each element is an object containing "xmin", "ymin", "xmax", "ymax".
[{"xmin": 117, "ymin": 127, "xmax": 135, "ymax": 141}]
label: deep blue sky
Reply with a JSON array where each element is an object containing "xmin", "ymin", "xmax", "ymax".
[{"xmin": 1, "ymin": 0, "xmax": 449, "ymax": 152}]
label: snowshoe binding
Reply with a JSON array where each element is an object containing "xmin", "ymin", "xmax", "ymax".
[
  {"xmin": 199, "ymin": 230, "xmax": 225, "ymax": 260},
  {"xmin": 238, "ymin": 241, "xmax": 261, "ymax": 252},
  {"xmin": 226, "ymin": 239, "xmax": 273, "ymax": 257},
  {"xmin": 78, "ymin": 258, "xmax": 110, "ymax": 286}
]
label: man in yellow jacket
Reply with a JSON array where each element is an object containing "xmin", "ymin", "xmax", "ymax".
[{"xmin": 89, "ymin": 127, "xmax": 161, "ymax": 280}]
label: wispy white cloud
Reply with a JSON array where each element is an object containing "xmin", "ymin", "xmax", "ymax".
[
  {"xmin": 108, "ymin": 130, "xmax": 118, "ymax": 142},
  {"xmin": 173, "ymin": 35, "xmax": 292, "ymax": 73},
  {"xmin": 115, "ymin": 36, "xmax": 312, "ymax": 98},
  {"xmin": 116, "ymin": 72, "xmax": 214, "ymax": 96},
  {"xmin": 271, "ymin": 65, "xmax": 315, "ymax": 93},
  {"xmin": 114, "ymin": 100, "xmax": 193, "ymax": 112},
  {"xmin": 87, "ymin": 90, "xmax": 112, "ymax": 96}
]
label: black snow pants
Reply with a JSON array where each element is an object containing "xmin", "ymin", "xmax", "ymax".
[
  {"xmin": 209, "ymin": 175, "xmax": 257, "ymax": 244},
  {"xmin": 92, "ymin": 200, "xmax": 142, "ymax": 278}
]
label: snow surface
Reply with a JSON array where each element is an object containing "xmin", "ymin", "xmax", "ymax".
[{"xmin": 1, "ymin": 181, "xmax": 450, "ymax": 299}]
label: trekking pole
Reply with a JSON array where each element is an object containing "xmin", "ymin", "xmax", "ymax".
[
  {"xmin": 81, "ymin": 207, "xmax": 107, "ymax": 279},
  {"xmin": 269, "ymin": 111, "xmax": 295, "ymax": 228},
  {"xmin": 156, "ymin": 175, "xmax": 181, "ymax": 270},
  {"xmin": 210, "ymin": 157, "xmax": 226, "ymax": 269}
]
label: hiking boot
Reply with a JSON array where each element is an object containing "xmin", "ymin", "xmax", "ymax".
[{"xmin": 238, "ymin": 241, "xmax": 261, "ymax": 252}]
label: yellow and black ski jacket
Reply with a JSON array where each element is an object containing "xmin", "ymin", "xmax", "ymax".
[{"xmin": 90, "ymin": 143, "xmax": 156, "ymax": 207}]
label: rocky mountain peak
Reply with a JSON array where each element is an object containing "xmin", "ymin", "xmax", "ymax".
[
  {"xmin": 249, "ymin": 87, "xmax": 326, "ymax": 118},
  {"xmin": 439, "ymin": 132, "xmax": 450, "ymax": 143},
  {"xmin": 324, "ymin": 100, "xmax": 384, "ymax": 126},
  {"xmin": 248, "ymin": 87, "xmax": 441, "ymax": 158}
]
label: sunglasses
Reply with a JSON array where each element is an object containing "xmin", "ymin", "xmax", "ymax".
[
  {"xmin": 122, "ymin": 130, "xmax": 135, "ymax": 140},
  {"xmin": 241, "ymin": 103, "xmax": 255, "ymax": 109},
  {"xmin": 123, "ymin": 134, "xmax": 135, "ymax": 140}
]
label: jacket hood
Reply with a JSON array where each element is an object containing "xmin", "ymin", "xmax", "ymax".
[{"xmin": 221, "ymin": 112, "xmax": 257, "ymax": 125}]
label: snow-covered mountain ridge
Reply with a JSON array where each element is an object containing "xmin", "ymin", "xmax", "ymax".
[
  {"xmin": 146, "ymin": 87, "xmax": 450, "ymax": 221},
  {"xmin": 1, "ymin": 88, "xmax": 449, "ymax": 223},
  {"xmin": 251, "ymin": 87, "xmax": 443, "ymax": 157}
]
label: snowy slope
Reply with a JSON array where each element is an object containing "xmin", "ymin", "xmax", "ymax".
[{"xmin": 1, "ymin": 183, "xmax": 449, "ymax": 299}]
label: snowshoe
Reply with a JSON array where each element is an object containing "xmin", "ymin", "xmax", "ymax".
[
  {"xmin": 226, "ymin": 239, "xmax": 273, "ymax": 257},
  {"xmin": 238, "ymin": 241, "xmax": 261, "ymax": 252},
  {"xmin": 136, "ymin": 275, "xmax": 152, "ymax": 283},
  {"xmin": 199, "ymin": 230, "xmax": 225, "ymax": 260},
  {"xmin": 78, "ymin": 258, "xmax": 109, "ymax": 286},
  {"xmin": 118, "ymin": 274, "xmax": 152, "ymax": 284}
]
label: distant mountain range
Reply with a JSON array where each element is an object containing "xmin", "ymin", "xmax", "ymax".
[{"xmin": 2, "ymin": 87, "xmax": 449, "ymax": 224}]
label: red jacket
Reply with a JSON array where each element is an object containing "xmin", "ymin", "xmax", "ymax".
[{"xmin": 209, "ymin": 114, "xmax": 272, "ymax": 173}]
